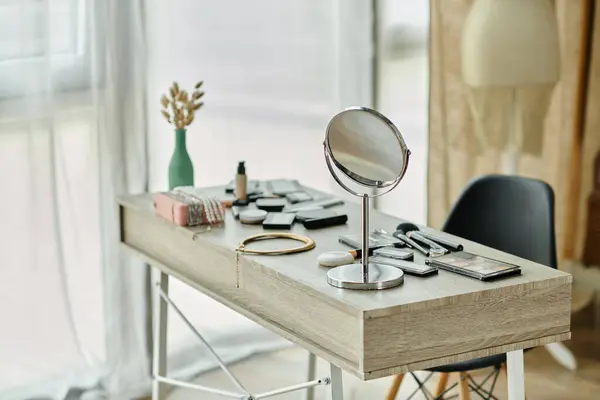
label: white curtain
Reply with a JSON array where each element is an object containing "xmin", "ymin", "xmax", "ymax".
[
  {"xmin": 0, "ymin": 1, "xmax": 149, "ymax": 399},
  {"xmin": 0, "ymin": 0, "xmax": 373, "ymax": 398},
  {"xmin": 374, "ymin": 0, "xmax": 429, "ymax": 223}
]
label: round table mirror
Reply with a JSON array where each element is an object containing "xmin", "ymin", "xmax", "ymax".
[{"xmin": 324, "ymin": 107, "xmax": 410, "ymax": 290}]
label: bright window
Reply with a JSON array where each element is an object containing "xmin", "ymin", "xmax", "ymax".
[{"xmin": 0, "ymin": 0, "xmax": 90, "ymax": 99}]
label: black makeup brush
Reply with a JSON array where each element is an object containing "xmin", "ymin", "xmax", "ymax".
[
  {"xmin": 393, "ymin": 223, "xmax": 431, "ymax": 257},
  {"xmin": 395, "ymin": 222, "xmax": 420, "ymax": 232},
  {"xmin": 396, "ymin": 222, "xmax": 463, "ymax": 252},
  {"xmin": 396, "ymin": 222, "xmax": 449, "ymax": 256}
]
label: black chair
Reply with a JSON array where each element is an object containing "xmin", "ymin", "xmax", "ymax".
[{"xmin": 386, "ymin": 174, "xmax": 557, "ymax": 400}]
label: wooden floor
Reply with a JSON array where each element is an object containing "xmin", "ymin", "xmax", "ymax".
[{"xmin": 156, "ymin": 324, "xmax": 600, "ymax": 400}]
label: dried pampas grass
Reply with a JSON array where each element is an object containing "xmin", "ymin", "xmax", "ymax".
[{"xmin": 160, "ymin": 81, "xmax": 204, "ymax": 130}]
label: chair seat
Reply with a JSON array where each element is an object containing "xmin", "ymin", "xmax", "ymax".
[{"xmin": 428, "ymin": 353, "xmax": 506, "ymax": 373}]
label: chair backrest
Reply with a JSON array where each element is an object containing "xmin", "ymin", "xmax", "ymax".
[{"xmin": 442, "ymin": 174, "xmax": 557, "ymax": 269}]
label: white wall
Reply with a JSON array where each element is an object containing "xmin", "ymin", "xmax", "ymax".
[{"xmin": 146, "ymin": 1, "xmax": 371, "ymax": 195}]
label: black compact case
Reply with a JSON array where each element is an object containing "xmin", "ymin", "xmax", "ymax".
[
  {"xmin": 303, "ymin": 214, "xmax": 348, "ymax": 229},
  {"xmin": 295, "ymin": 209, "xmax": 336, "ymax": 222},
  {"xmin": 262, "ymin": 213, "xmax": 296, "ymax": 229},
  {"xmin": 256, "ymin": 198, "xmax": 287, "ymax": 212},
  {"xmin": 294, "ymin": 209, "xmax": 347, "ymax": 229}
]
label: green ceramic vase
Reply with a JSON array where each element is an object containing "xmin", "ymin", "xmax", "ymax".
[{"xmin": 168, "ymin": 129, "xmax": 194, "ymax": 190}]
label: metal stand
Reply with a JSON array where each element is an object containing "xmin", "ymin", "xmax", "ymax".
[
  {"xmin": 303, "ymin": 352, "xmax": 317, "ymax": 400},
  {"xmin": 326, "ymin": 194, "xmax": 404, "ymax": 290},
  {"xmin": 330, "ymin": 364, "xmax": 344, "ymax": 400},
  {"xmin": 151, "ymin": 278, "xmax": 334, "ymax": 400},
  {"xmin": 152, "ymin": 272, "xmax": 169, "ymax": 400}
]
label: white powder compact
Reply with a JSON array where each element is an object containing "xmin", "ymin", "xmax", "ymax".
[{"xmin": 239, "ymin": 209, "xmax": 268, "ymax": 225}]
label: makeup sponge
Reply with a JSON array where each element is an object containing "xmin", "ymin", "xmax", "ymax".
[{"xmin": 317, "ymin": 251, "xmax": 354, "ymax": 267}]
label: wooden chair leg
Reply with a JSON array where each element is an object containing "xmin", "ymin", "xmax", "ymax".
[
  {"xmin": 385, "ymin": 373, "xmax": 405, "ymax": 400},
  {"xmin": 435, "ymin": 372, "xmax": 450, "ymax": 398},
  {"xmin": 458, "ymin": 372, "xmax": 471, "ymax": 400}
]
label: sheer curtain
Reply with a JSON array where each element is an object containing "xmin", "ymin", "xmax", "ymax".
[
  {"xmin": 0, "ymin": 0, "xmax": 373, "ymax": 398},
  {"xmin": 0, "ymin": 1, "xmax": 149, "ymax": 399},
  {"xmin": 375, "ymin": 0, "xmax": 429, "ymax": 223}
]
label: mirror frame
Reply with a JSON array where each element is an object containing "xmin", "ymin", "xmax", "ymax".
[{"xmin": 324, "ymin": 106, "xmax": 410, "ymax": 195}]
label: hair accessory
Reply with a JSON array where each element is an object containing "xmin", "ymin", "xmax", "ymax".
[{"xmin": 237, "ymin": 232, "xmax": 315, "ymax": 255}]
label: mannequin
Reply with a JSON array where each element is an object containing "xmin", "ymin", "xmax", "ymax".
[
  {"xmin": 462, "ymin": 0, "xmax": 560, "ymax": 173},
  {"xmin": 461, "ymin": 0, "xmax": 576, "ymax": 371}
]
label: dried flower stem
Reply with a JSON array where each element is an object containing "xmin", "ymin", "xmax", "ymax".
[{"xmin": 160, "ymin": 81, "xmax": 205, "ymax": 129}]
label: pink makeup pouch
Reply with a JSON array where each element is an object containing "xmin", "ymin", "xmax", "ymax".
[{"xmin": 153, "ymin": 188, "xmax": 225, "ymax": 226}]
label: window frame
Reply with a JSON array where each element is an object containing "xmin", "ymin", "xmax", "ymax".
[{"xmin": 0, "ymin": 0, "xmax": 91, "ymax": 99}]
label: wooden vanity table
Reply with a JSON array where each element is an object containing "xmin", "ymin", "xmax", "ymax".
[{"xmin": 119, "ymin": 185, "xmax": 572, "ymax": 400}]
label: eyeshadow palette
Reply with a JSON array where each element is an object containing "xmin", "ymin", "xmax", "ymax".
[{"xmin": 426, "ymin": 251, "xmax": 521, "ymax": 281}]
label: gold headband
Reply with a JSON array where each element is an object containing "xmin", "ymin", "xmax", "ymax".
[{"xmin": 237, "ymin": 232, "xmax": 315, "ymax": 255}]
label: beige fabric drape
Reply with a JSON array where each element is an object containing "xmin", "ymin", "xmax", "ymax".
[
  {"xmin": 577, "ymin": 1, "xmax": 600, "ymax": 261},
  {"xmin": 428, "ymin": 0, "xmax": 585, "ymax": 261},
  {"xmin": 465, "ymin": 85, "xmax": 556, "ymax": 156}
]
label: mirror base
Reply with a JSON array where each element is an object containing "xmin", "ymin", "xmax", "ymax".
[{"xmin": 326, "ymin": 263, "xmax": 404, "ymax": 290}]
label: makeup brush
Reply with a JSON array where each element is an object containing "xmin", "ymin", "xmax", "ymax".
[
  {"xmin": 392, "ymin": 223, "xmax": 432, "ymax": 257},
  {"xmin": 396, "ymin": 222, "xmax": 463, "ymax": 252},
  {"xmin": 396, "ymin": 222, "xmax": 449, "ymax": 256},
  {"xmin": 416, "ymin": 231, "xmax": 463, "ymax": 251}
]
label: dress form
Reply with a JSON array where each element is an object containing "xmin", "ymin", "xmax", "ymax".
[
  {"xmin": 460, "ymin": 0, "xmax": 576, "ymax": 371},
  {"xmin": 461, "ymin": 0, "xmax": 560, "ymax": 173}
]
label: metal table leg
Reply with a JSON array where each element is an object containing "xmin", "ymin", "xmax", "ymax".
[
  {"xmin": 152, "ymin": 272, "xmax": 169, "ymax": 400},
  {"xmin": 303, "ymin": 352, "xmax": 317, "ymax": 400},
  {"xmin": 330, "ymin": 364, "xmax": 343, "ymax": 400},
  {"xmin": 150, "ymin": 271, "xmax": 331, "ymax": 399}
]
